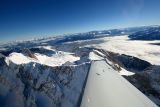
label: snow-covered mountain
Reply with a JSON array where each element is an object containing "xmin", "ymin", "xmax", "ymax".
[
  {"xmin": 0, "ymin": 25, "xmax": 160, "ymax": 107},
  {"xmin": 129, "ymin": 26, "xmax": 160, "ymax": 40}
]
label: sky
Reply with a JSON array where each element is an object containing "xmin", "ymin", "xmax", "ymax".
[{"xmin": 0, "ymin": 0, "xmax": 160, "ymax": 42}]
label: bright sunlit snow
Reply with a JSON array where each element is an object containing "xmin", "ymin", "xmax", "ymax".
[
  {"xmin": 6, "ymin": 51, "xmax": 80, "ymax": 67},
  {"xmin": 119, "ymin": 67, "xmax": 135, "ymax": 76},
  {"xmin": 34, "ymin": 52, "xmax": 80, "ymax": 66},
  {"xmin": 6, "ymin": 52, "xmax": 34, "ymax": 64},
  {"xmin": 86, "ymin": 35, "xmax": 160, "ymax": 65}
]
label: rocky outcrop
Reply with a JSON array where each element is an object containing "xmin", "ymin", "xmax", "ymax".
[
  {"xmin": 22, "ymin": 48, "xmax": 38, "ymax": 60},
  {"xmin": 92, "ymin": 48, "xmax": 151, "ymax": 72},
  {"xmin": 111, "ymin": 53, "xmax": 151, "ymax": 72},
  {"xmin": 0, "ymin": 53, "xmax": 6, "ymax": 66},
  {"xmin": 124, "ymin": 65, "xmax": 160, "ymax": 106},
  {"xmin": 0, "ymin": 55, "xmax": 90, "ymax": 107},
  {"xmin": 0, "ymin": 47, "xmax": 159, "ymax": 107}
]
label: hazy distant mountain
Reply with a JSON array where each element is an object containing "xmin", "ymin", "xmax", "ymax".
[
  {"xmin": 0, "ymin": 25, "xmax": 160, "ymax": 107},
  {"xmin": 129, "ymin": 26, "xmax": 160, "ymax": 40}
]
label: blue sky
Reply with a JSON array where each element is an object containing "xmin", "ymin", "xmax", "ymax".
[{"xmin": 0, "ymin": 0, "xmax": 160, "ymax": 42}]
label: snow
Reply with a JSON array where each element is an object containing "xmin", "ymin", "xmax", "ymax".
[
  {"xmin": 121, "ymin": 31, "xmax": 125, "ymax": 34},
  {"xmin": 119, "ymin": 67, "xmax": 135, "ymax": 76},
  {"xmin": 34, "ymin": 52, "xmax": 80, "ymax": 66},
  {"xmin": 0, "ymin": 47, "xmax": 7, "ymax": 51},
  {"xmin": 89, "ymin": 52, "xmax": 104, "ymax": 60},
  {"xmin": 81, "ymin": 61, "xmax": 157, "ymax": 107},
  {"xmin": 89, "ymin": 50, "xmax": 135, "ymax": 76},
  {"xmin": 6, "ymin": 51, "xmax": 80, "ymax": 67},
  {"xmin": 36, "ymin": 45, "xmax": 56, "ymax": 51},
  {"xmin": 6, "ymin": 52, "xmax": 34, "ymax": 64},
  {"xmin": 86, "ymin": 35, "xmax": 160, "ymax": 65}
]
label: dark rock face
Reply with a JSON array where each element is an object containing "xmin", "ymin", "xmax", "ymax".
[
  {"xmin": 29, "ymin": 47, "xmax": 56, "ymax": 57},
  {"xmin": 0, "ymin": 53, "xmax": 6, "ymax": 66},
  {"xmin": 150, "ymin": 43, "xmax": 160, "ymax": 46},
  {"xmin": 0, "ymin": 57, "xmax": 90, "ymax": 107},
  {"xmin": 22, "ymin": 48, "xmax": 38, "ymax": 60},
  {"xmin": 0, "ymin": 57, "xmax": 24, "ymax": 107},
  {"xmin": 113, "ymin": 54, "xmax": 151, "ymax": 72},
  {"xmin": 0, "ymin": 46, "xmax": 159, "ymax": 106},
  {"xmin": 1, "ymin": 25, "xmax": 160, "ymax": 107},
  {"xmin": 124, "ymin": 65, "xmax": 160, "ymax": 106},
  {"xmin": 93, "ymin": 49, "xmax": 151, "ymax": 72}
]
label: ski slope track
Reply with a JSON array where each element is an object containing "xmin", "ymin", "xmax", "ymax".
[{"xmin": 81, "ymin": 60, "xmax": 158, "ymax": 107}]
